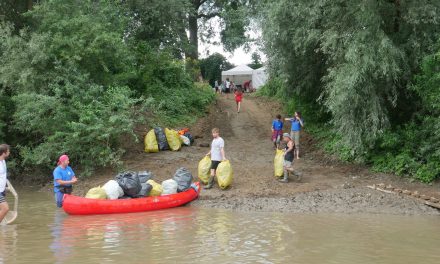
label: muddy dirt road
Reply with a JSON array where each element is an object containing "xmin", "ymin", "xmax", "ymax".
[{"xmin": 79, "ymin": 95, "xmax": 440, "ymax": 214}]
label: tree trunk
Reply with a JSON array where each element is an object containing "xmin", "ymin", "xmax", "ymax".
[
  {"xmin": 27, "ymin": 0, "xmax": 33, "ymax": 10},
  {"xmin": 394, "ymin": 0, "xmax": 400, "ymax": 33},
  {"xmin": 188, "ymin": 14, "xmax": 199, "ymax": 60}
]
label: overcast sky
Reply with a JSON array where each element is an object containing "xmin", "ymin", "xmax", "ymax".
[
  {"xmin": 199, "ymin": 43, "xmax": 261, "ymax": 66},
  {"xmin": 198, "ymin": 18, "xmax": 265, "ymax": 66}
]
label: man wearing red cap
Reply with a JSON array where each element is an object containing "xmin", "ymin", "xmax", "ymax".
[{"xmin": 53, "ymin": 155, "xmax": 78, "ymax": 207}]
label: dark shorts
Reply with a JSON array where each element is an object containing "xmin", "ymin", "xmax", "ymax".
[
  {"xmin": 0, "ymin": 192, "xmax": 6, "ymax": 204},
  {"xmin": 211, "ymin": 160, "xmax": 221, "ymax": 170}
]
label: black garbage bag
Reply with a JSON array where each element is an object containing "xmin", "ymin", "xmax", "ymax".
[
  {"xmin": 136, "ymin": 183, "xmax": 153, "ymax": 197},
  {"xmin": 154, "ymin": 127, "xmax": 169, "ymax": 151},
  {"xmin": 138, "ymin": 171, "xmax": 154, "ymax": 183},
  {"xmin": 173, "ymin": 167, "xmax": 193, "ymax": 192},
  {"xmin": 183, "ymin": 132, "xmax": 194, "ymax": 145},
  {"xmin": 115, "ymin": 171, "xmax": 141, "ymax": 197}
]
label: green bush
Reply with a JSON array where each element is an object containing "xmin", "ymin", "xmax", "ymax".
[{"xmin": 0, "ymin": 0, "xmax": 214, "ymax": 178}]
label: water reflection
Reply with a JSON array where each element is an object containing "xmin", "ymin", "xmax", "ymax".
[
  {"xmin": 3, "ymin": 190, "xmax": 440, "ymax": 264},
  {"xmin": 44, "ymin": 209, "xmax": 440, "ymax": 264}
]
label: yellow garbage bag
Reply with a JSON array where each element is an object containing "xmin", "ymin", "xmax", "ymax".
[
  {"xmin": 216, "ymin": 160, "xmax": 233, "ymax": 190},
  {"xmin": 144, "ymin": 129, "xmax": 159, "ymax": 153},
  {"xmin": 165, "ymin": 128, "xmax": 182, "ymax": 151},
  {"xmin": 274, "ymin": 149, "xmax": 284, "ymax": 177},
  {"xmin": 85, "ymin": 186, "xmax": 107, "ymax": 199},
  {"xmin": 198, "ymin": 156, "xmax": 211, "ymax": 184},
  {"xmin": 147, "ymin": 179, "xmax": 163, "ymax": 196}
]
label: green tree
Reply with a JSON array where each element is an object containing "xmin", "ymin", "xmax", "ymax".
[
  {"xmin": 0, "ymin": 0, "xmax": 214, "ymax": 177},
  {"xmin": 126, "ymin": 0, "xmax": 253, "ymax": 60},
  {"xmin": 200, "ymin": 52, "xmax": 234, "ymax": 86},
  {"xmin": 261, "ymin": 0, "xmax": 440, "ymax": 157},
  {"xmin": 248, "ymin": 51, "xmax": 262, "ymax": 69}
]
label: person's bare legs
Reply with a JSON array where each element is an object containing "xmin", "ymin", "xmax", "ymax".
[
  {"xmin": 0, "ymin": 202, "xmax": 9, "ymax": 222},
  {"xmin": 237, "ymin": 102, "xmax": 241, "ymax": 113}
]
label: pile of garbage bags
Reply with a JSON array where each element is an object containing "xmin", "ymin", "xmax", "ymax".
[
  {"xmin": 84, "ymin": 168, "xmax": 194, "ymax": 200},
  {"xmin": 144, "ymin": 127, "xmax": 194, "ymax": 153}
]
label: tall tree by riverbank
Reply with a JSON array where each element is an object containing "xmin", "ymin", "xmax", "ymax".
[{"xmin": 258, "ymin": 0, "xmax": 440, "ymax": 182}]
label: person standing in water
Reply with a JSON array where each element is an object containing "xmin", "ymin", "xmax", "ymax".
[
  {"xmin": 53, "ymin": 154, "xmax": 78, "ymax": 207},
  {"xmin": 0, "ymin": 144, "xmax": 10, "ymax": 223}
]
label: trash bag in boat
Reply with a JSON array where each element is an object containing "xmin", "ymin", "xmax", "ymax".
[
  {"xmin": 102, "ymin": 180, "xmax": 124, "ymax": 200},
  {"xmin": 115, "ymin": 171, "xmax": 142, "ymax": 197},
  {"xmin": 161, "ymin": 179, "xmax": 178, "ymax": 195},
  {"xmin": 173, "ymin": 167, "xmax": 193, "ymax": 192}
]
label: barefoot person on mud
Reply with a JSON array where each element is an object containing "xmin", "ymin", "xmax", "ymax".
[
  {"xmin": 0, "ymin": 144, "xmax": 11, "ymax": 223},
  {"xmin": 271, "ymin": 114, "xmax": 283, "ymax": 149},
  {"xmin": 204, "ymin": 128, "xmax": 226, "ymax": 189},
  {"xmin": 53, "ymin": 154, "xmax": 78, "ymax": 207},
  {"xmin": 279, "ymin": 133, "xmax": 294, "ymax": 183},
  {"xmin": 285, "ymin": 111, "xmax": 304, "ymax": 159}
]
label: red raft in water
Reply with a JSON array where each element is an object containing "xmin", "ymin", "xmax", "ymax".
[{"xmin": 62, "ymin": 182, "xmax": 200, "ymax": 215}]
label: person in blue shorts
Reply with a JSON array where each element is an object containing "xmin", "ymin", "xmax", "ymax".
[
  {"xmin": 271, "ymin": 114, "xmax": 283, "ymax": 149},
  {"xmin": 53, "ymin": 155, "xmax": 78, "ymax": 207},
  {"xmin": 285, "ymin": 111, "xmax": 304, "ymax": 159}
]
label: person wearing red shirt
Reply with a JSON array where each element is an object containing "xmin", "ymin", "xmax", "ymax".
[{"xmin": 234, "ymin": 88, "xmax": 243, "ymax": 113}]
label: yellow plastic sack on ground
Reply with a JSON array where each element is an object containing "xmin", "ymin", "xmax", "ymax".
[
  {"xmin": 165, "ymin": 128, "xmax": 182, "ymax": 151},
  {"xmin": 144, "ymin": 129, "xmax": 159, "ymax": 153},
  {"xmin": 147, "ymin": 179, "xmax": 163, "ymax": 196},
  {"xmin": 198, "ymin": 156, "xmax": 211, "ymax": 184},
  {"xmin": 216, "ymin": 160, "xmax": 233, "ymax": 189},
  {"xmin": 85, "ymin": 186, "xmax": 107, "ymax": 199},
  {"xmin": 274, "ymin": 149, "xmax": 284, "ymax": 177}
]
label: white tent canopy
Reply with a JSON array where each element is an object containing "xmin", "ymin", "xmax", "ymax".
[
  {"xmin": 252, "ymin": 67, "xmax": 268, "ymax": 89},
  {"xmin": 221, "ymin": 65, "xmax": 254, "ymax": 86},
  {"xmin": 221, "ymin": 65, "xmax": 268, "ymax": 89}
]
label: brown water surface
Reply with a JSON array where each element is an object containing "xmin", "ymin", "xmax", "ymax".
[{"xmin": 1, "ymin": 189, "xmax": 439, "ymax": 264}]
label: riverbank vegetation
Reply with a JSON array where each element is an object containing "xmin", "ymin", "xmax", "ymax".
[
  {"xmin": 0, "ymin": 0, "xmax": 214, "ymax": 178},
  {"xmin": 257, "ymin": 0, "xmax": 440, "ymax": 182}
]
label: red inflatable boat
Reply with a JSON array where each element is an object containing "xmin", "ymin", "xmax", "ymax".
[{"xmin": 62, "ymin": 182, "xmax": 200, "ymax": 215}]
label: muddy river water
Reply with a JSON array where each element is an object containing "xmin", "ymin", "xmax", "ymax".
[{"xmin": 1, "ymin": 189, "xmax": 439, "ymax": 264}]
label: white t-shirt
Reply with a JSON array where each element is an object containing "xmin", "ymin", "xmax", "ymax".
[
  {"xmin": 0, "ymin": 160, "xmax": 6, "ymax": 193},
  {"xmin": 211, "ymin": 137, "xmax": 225, "ymax": 161},
  {"xmin": 225, "ymin": 81, "xmax": 230, "ymax": 89}
]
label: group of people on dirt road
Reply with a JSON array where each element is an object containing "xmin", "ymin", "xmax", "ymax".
[
  {"xmin": 203, "ymin": 110, "xmax": 304, "ymax": 190},
  {"xmin": 271, "ymin": 112, "xmax": 304, "ymax": 183}
]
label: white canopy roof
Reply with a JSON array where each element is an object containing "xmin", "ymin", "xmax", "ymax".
[{"xmin": 221, "ymin": 64, "xmax": 254, "ymax": 76}]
